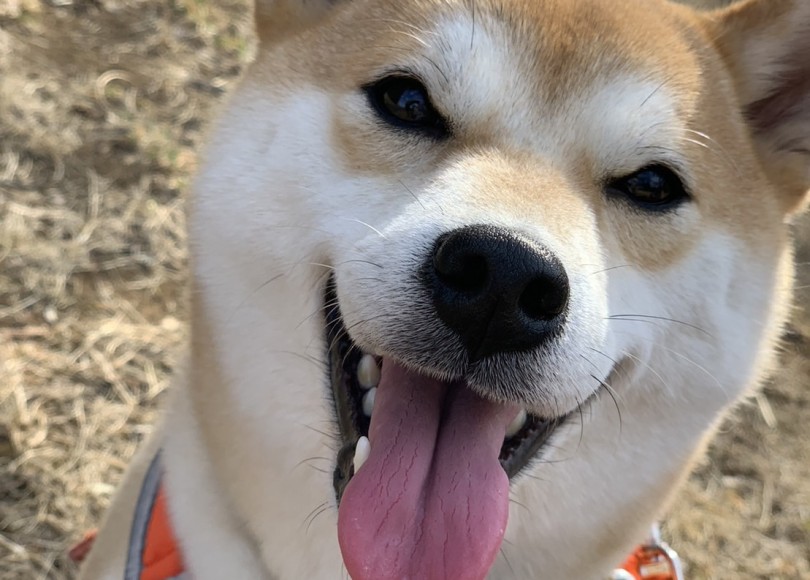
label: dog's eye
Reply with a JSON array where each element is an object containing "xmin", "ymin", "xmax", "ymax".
[
  {"xmin": 365, "ymin": 76, "xmax": 448, "ymax": 137},
  {"xmin": 606, "ymin": 165, "xmax": 689, "ymax": 209}
]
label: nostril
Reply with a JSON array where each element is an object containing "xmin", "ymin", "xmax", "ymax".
[
  {"xmin": 436, "ymin": 254, "xmax": 488, "ymax": 294},
  {"xmin": 427, "ymin": 224, "xmax": 570, "ymax": 360},
  {"xmin": 518, "ymin": 275, "xmax": 569, "ymax": 321},
  {"xmin": 433, "ymin": 239, "xmax": 489, "ymax": 295}
]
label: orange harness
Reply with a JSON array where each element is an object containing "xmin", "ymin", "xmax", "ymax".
[
  {"xmin": 613, "ymin": 524, "xmax": 684, "ymax": 580},
  {"xmin": 123, "ymin": 453, "xmax": 186, "ymax": 580},
  {"xmin": 69, "ymin": 454, "xmax": 187, "ymax": 579},
  {"xmin": 72, "ymin": 454, "xmax": 682, "ymax": 580}
]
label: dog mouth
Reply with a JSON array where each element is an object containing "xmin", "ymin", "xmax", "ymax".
[{"xmin": 324, "ymin": 279, "xmax": 575, "ymax": 580}]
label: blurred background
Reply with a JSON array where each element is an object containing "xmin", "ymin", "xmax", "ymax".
[{"xmin": 0, "ymin": 0, "xmax": 807, "ymax": 578}]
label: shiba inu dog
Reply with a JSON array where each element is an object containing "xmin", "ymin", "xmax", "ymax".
[{"xmin": 79, "ymin": 0, "xmax": 810, "ymax": 578}]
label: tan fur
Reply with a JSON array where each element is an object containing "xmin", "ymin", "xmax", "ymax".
[{"xmin": 707, "ymin": 0, "xmax": 810, "ymax": 211}]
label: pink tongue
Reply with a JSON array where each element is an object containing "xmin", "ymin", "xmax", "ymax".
[{"xmin": 338, "ymin": 360, "xmax": 517, "ymax": 580}]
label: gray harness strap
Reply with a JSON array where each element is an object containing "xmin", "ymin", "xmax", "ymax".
[
  {"xmin": 122, "ymin": 451, "xmax": 192, "ymax": 579},
  {"xmin": 124, "ymin": 452, "xmax": 163, "ymax": 580}
]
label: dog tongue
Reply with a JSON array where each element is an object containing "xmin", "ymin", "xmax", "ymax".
[{"xmin": 338, "ymin": 360, "xmax": 516, "ymax": 580}]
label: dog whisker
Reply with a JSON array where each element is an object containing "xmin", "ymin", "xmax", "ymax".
[
  {"xmin": 294, "ymin": 456, "xmax": 332, "ymax": 467},
  {"xmin": 618, "ymin": 348, "xmax": 671, "ymax": 391},
  {"xmin": 591, "ymin": 373, "xmax": 623, "ymax": 435},
  {"xmin": 588, "ymin": 263, "xmax": 633, "ymax": 275},
  {"xmin": 607, "ymin": 313, "xmax": 713, "ymax": 338},
  {"xmin": 637, "ymin": 76, "xmax": 670, "ymax": 109},
  {"xmin": 296, "ymin": 298, "xmax": 342, "ymax": 330},
  {"xmin": 331, "ymin": 313, "xmax": 392, "ymax": 372},
  {"xmin": 682, "ymin": 128, "xmax": 742, "ymax": 176},
  {"xmin": 267, "ymin": 350, "xmax": 325, "ymax": 370},
  {"xmin": 579, "ymin": 353, "xmax": 624, "ymax": 435},
  {"xmin": 227, "ymin": 272, "xmax": 286, "ymax": 323},
  {"xmin": 340, "ymin": 217, "xmax": 387, "ymax": 240},
  {"xmin": 499, "ymin": 544, "xmax": 517, "ymax": 579},
  {"xmin": 301, "ymin": 424, "xmax": 340, "ymax": 445},
  {"xmin": 293, "ymin": 457, "xmax": 333, "ymax": 475},
  {"xmin": 343, "ymin": 314, "xmax": 390, "ymax": 337},
  {"xmin": 301, "ymin": 501, "xmax": 329, "ymax": 530},
  {"xmin": 508, "ymin": 496, "xmax": 531, "ymax": 515},
  {"xmin": 309, "ymin": 262, "xmax": 336, "ymax": 271},
  {"xmin": 312, "ymin": 268, "xmax": 335, "ymax": 293},
  {"xmin": 611, "ymin": 328, "xmax": 723, "ymax": 393},
  {"xmin": 304, "ymin": 503, "xmax": 332, "ymax": 534},
  {"xmin": 586, "ymin": 348, "xmax": 634, "ymax": 385},
  {"xmin": 336, "ymin": 258, "xmax": 385, "ymax": 269},
  {"xmin": 389, "ymin": 28, "xmax": 432, "ymax": 49},
  {"xmin": 652, "ymin": 343, "xmax": 726, "ymax": 395},
  {"xmin": 398, "ymin": 179, "xmax": 430, "ymax": 213}
]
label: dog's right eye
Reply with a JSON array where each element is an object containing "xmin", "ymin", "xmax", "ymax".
[
  {"xmin": 606, "ymin": 164, "xmax": 690, "ymax": 211},
  {"xmin": 365, "ymin": 76, "xmax": 449, "ymax": 138}
]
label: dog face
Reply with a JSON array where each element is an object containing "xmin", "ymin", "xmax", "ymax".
[{"xmin": 188, "ymin": 0, "xmax": 809, "ymax": 577}]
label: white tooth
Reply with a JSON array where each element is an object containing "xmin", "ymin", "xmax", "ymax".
[
  {"xmin": 362, "ymin": 387, "xmax": 377, "ymax": 417},
  {"xmin": 354, "ymin": 436, "xmax": 371, "ymax": 473},
  {"xmin": 506, "ymin": 409, "xmax": 527, "ymax": 439},
  {"xmin": 357, "ymin": 354, "xmax": 381, "ymax": 390}
]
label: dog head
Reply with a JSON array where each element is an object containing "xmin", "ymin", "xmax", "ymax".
[{"xmin": 190, "ymin": 0, "xmax": 809, "ymax": 577}]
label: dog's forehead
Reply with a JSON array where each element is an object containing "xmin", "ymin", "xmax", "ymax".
[
  {"xmin": 426, "ymin": 0, "xmax": 693, "ymax": 87},
  {"xmin": 319, "ymin": 0, "xmax": 700, "ymax": 82},
  {"xmin": 318, "ymin": 0, "xmax": 702, "ymax": 154},
  {"xmin": 426, "ymin": 2, "xmax": 698, "ymax": 154}
]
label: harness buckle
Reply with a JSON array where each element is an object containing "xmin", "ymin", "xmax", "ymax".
[{"xmin": 610, "ymin": 524, "xmax": 685, "ymax": 580}]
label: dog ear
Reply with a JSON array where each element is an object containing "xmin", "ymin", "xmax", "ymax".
[
  {"xmin": 254, "ymin": 0, "xmax": 341, "ymax": 43},
  {"xmin": 709, "ymin": 0, "xmax": 810, "ymax": 215}
]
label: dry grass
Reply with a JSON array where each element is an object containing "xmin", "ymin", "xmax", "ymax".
[
  {"xmin": 0, "ymin": 1, "xmax": 808, "ymax": 578},
  {"xmin": 1, "ymin": 0, "xmax": 251, "ymax": 576}
]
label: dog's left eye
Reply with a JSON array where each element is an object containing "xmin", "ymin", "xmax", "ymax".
[
  {"xmin": 606, "ymin": 165, "xmax": 690, "ymax": 209},
  {"xmin": 365, "ymin": 75, "xmax": 448, "ymax": 137}
]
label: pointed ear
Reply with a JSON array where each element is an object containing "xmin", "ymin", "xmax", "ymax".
[
  {"xmin": 254, "ymin": 0, "xmax": 340, "ymax": 43},
  {"xmin": 709, "ymin": 0, "xmax": 810, "ymax": 215}
]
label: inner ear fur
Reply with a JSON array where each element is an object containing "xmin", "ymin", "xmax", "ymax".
[
  {"xmin": 254, "ymin": 0, "xmax": 339, "ymax": 43},
  {"xmin": 708, "ymin": 0, "xmax": 810, "ymax": 214}
]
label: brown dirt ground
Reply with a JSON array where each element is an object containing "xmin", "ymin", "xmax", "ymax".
[{"xmin": 0, "ymin": 1, "xmax": 808, "ymax": 578}]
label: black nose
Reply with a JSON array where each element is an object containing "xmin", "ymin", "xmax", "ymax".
[{"xmin": 428, "ymin": 225, "xmax": 569, "ymax": 361}]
